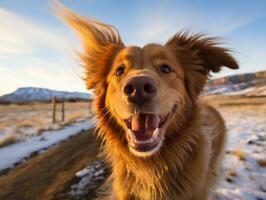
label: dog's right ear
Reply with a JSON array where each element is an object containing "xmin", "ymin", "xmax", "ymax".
[{"xmin": 54, "ymin": 3, "xmax": 125, "ymax": 92}]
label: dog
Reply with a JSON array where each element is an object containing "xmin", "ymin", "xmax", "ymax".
[{"xmin": 56, "ymin": 5, "xmax": 238, "ymax": 200}]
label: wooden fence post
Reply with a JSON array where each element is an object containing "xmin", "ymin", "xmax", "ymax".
[
  {"xmin": 88, "ymin": 101, "xmax": 94, "ymax": 118},
  {"xmin": 52, "ymin": 97, "xmax": 56, "ymax": 123},
  {"xmin": 61, "ymin": 100, "xmax": 65, "ymax": 122}
]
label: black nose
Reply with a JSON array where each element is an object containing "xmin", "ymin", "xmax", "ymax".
[{"xmin": 123, "ymin": 76, "xmax": 157, "ymax": 106}]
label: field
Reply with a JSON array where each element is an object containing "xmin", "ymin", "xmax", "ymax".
[
  {"xmin": 203, "ymin": 95, "xmax": 266, "ymax": 107},
  {"xmin": 0, "ymin": 102, "xmax": 92, "ymax": 147},
  {"xmin": 0, "ymin": 96, "xmax": 265, "ymax": 200},
  {"xmin": 210, "ymin": 101, "xmax": 266, "ymax": 199},
  {"xmin": 0, "ymin": 129, "xmax": 102, "ymax": 200}
]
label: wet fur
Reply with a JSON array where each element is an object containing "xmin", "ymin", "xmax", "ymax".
[{"xmin": 56, "ymin": 5, "xmax": 238, "ymax": 200}]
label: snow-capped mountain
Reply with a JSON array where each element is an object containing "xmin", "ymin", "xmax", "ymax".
[
  {"xmin": 205, "ymin": 70, "xmax": 266, "ymax": 96},
  {"xmin": 0, "ymin": 87, "xmax": 93, "ymax": 103},
  {"xmin": 1, "ymin": 70, "xmax": 265, "ymax": 104}
]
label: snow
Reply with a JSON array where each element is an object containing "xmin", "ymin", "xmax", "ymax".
[
  {"xmin": 205, "ymin": 81, "xmax": 258, "ymax": 95},
  {"xmin": 0, "ymin": 102, "xmax": 93, "ymax": 145},
  {"xmin": 0, "ymin": 87, "xmax": 93, "ymax": 103},
  {"xmin": 69, "ymin": 106, "xmax": 266, "ymax": 200},
  {"xmin": 0, "ymin": 120, "xmax": 93, "ymax": 172},
  {"xmin": 1, "ymin": 105, "xmax": 265, "ymax": 200},
  {"xmin": 213, "ymin": 107, "xmax": 266, "ymax": 200},
  {"xmin": 68, "ymin": 160, "xmax": 106, "ymax": 198},
  {"xmin": 205, "ymin": 78, "xmax": 266, "ymax": 96}
]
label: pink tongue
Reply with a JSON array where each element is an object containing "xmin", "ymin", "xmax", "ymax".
[{"xmin": 131, "ymin": 114, "xmax": 160, "ymax": 137}]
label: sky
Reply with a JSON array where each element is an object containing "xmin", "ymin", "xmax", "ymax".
[{"xmin": 0, "ymin": 0, "xmax": 266, "ymax": 95}]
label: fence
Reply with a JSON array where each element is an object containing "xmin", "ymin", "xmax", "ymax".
[{"xmin": 51, "ymin": 97, "xmax": 93, "ymax": 123}]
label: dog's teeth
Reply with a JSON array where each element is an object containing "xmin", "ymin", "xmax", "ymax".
[
  {"xmin": 136, "ymin": 140, "xmax": 144, "ymax": 144},
  {"xmin": 152, "ymin": 128, "xmax": 159, "ymax": 139},
  {"xmin": 128, "ymin": 129, "xmax": 158, "ymax": 144},
  {"xmin": 134, "ymin": 138, "xmax": 154, "ymax": 144}
]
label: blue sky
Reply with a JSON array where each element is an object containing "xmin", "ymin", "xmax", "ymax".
[{"xmin": 0, "ymin": 0, "xmax": 266, "ymax": 95}]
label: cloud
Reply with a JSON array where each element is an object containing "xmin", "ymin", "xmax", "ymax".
[
  {"xmin": 1, "ymin": 2, "xmax": 265, "ymax": 95},
  {"xmin": 0, "ymin": 7, "xmax": 87, "ymax": 95},
  {"xmin": 0, "ymin": 57, "xmax": 88, "ymax": 95},
  {"xmin": 129, "ymin": 2, "xmax": 266, "ymax": 46},
  {"xmin": 123, "ymin": 2, "xmax": 266, "ymax": 79},
  {"xmin": 0, "ymin": 7, "xmax": 71, "ymax": 56},
  {"xmin": 0, "ymin": 40, "xmax": 33, "ymax": 55}
]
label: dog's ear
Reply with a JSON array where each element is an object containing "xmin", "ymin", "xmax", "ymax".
[
  {"xmin": 165, "ymin": 32, "xmax": 239, "ymax": 98},
  {"xmin": 54, "ymin": 4, "xmax": 124, "ymax": 92}
]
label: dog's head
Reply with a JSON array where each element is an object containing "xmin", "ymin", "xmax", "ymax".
[{"xmin": 58, "ymin": 7, "xmax": 238, "ymax": 157}]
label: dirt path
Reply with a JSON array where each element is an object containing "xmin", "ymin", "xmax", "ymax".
[{"xmin": 0, "ymin": 129, "xmax": 102, "ymax": 200}]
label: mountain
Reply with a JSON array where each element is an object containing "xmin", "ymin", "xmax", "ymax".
[
  {"xmin": 0, "ymin": 87, "xmax": 93, "ymax": 104},
  {"xmin": 205, "ymin": 70, "xmax": 266, "ymax": 96},
  {"xmin": 1, "ymin": 70, "xmax": 265, "ymax": 104}
]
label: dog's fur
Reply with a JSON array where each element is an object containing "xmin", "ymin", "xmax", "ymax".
[{"xmin": 56, "ymin": 5, "xmax": 238, "ymax": 200}]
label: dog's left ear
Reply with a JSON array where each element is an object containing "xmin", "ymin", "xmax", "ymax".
[
  {"xmin": 54, "ymin": 3, "xmax": 125, "ymax": 93},
  {"xmin": 165, "ymin": 32, "xmax": 239, "ymax": 98}
]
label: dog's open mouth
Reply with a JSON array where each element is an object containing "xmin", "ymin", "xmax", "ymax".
[{"xmin": 124, "ymin": 113, "xmax": 169, "ymax": 156}]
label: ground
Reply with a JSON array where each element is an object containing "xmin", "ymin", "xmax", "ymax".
[
  {"xmin": 0, "ymin": 102, "xmax": 91, "ymax": 147},
  {"xmin": 0, "ymin": 99, "xmax": 265, "ymax": 200},
  {"xmin": 0, "ymin": 129, "xmax": 102, "ymax": 200},
  {"xmin": 213, "ymin": 105, "xmax": 266, "ymax": 200}
]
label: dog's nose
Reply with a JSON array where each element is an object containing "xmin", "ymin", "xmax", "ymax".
[{"xmin": 123, "ymin": 76, "xmax": 157, "ymax": 105}]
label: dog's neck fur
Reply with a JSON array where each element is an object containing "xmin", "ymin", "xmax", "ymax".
[{"xmin": 98, "ymin": 101, "xmax": 211, "ymax": 200}]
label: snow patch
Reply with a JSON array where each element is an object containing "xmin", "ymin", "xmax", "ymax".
[
  {"xmin": 213, "ymin": 107, "xmax": 266, "ymax": 200},
  {"xmin": 68, "ymin": 160, "xmax": 106, "ymax": 198},
  {"xmin": 0, "ymin": 120, "xmax": 93, "ymax": 172}
]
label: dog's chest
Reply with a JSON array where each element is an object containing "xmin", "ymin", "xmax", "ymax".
[{"xmin": 118, "ymin": 167, "xmax": 192, "ymax": 200}]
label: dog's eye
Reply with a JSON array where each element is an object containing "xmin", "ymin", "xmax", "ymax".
[
  {"xmin": 160, "ymin": 64, "xmax": 172, "ymax": 73},
  {"xmin": 116, "ymin": 66, "xmax": 125, "ymax": 76}
]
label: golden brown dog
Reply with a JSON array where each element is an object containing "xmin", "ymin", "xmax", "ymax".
[{"xmin": 57, "ymin": 6, "xmax": 238, "ymax": 200}]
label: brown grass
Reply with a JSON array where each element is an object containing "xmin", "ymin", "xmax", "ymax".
[
  {"xmin": 257, "ymin": 159, "xmax": 266, "ymax": 167},
  {"xmin": 65, "ymin": 112, "xmax": 85, "ymax": 124},
  {"xmin": 203, "ymin": 95, "xmax": 266, "ymax": 107},
  {"xmin": 0, "ymin": 121, "xmax": 12, "ymax": 131},
  {"xmin": 15, "ymin": 120, "xmax": 36, "ymax": 128},
  {"xmin": 0, "ymin": 134, "xmax": 17, "ymax": 148},
  {"xmin": 226, "ymin": 169, "xmax": 237, "ymax": 183},
  {"xmin": 227, "ymin": 170, "xmax": 237, "ymax": 177},
  {"xmin": 0, "ymin": 102, "xmax": 92, "ymax": 144},
  {"xmin": 36, "ymin": 128, "xmax": 48, "ymax": 135},
  {"xmin": 230, "ymin": 149, "xmax": 246, "ymax": 161}
]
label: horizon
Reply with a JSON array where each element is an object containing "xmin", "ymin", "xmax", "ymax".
[
  {"xmin": 2, "ymin": 68, "xmax": 265, "ymax": 96},
  {"xmin": 1, "ymin": 0, "xmax": 266, "ymax": 95}
]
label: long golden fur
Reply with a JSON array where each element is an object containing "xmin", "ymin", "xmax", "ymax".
[{"xmin": 56, "ymin": 5, "xmax": 238, "ymax": 200}]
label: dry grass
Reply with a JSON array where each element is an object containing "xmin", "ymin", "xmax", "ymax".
[
  {"xmin": 1, "ymin": 96, "xmax": 262, "ymax": 147},
  {"xmin": 203, "ymin": 95, "xmax": 266, "ymax": 107},
  {"xmin": 0, "ymin": 102, "xmax": 92, "ymax": 146},
  {"xmin": 65, "ymin": 112, "xmax": 85, "ymax": 124},
  {"xmin": 0, "ymin": 134, "xmax": 17, "ymax": 148},
  {"xmin": 230, "ymin": 149, "xmax": 246, "ymax": 161},
  {"xmin": 225, "ymin": 169, "xmax": 238, "ymax": 183},
  {"xmin": 0, "ymin": 121, "xmax": 12, "ymax": 131},
  {"xmin": 257, "ymin": 159, "xmax": 266, "ymax": 167},
  {"xmin": 227, "ymin": 170, "xmax": 237, "ymax": 177},
  {"xmin": 15, "ymin": 120, "xmax": 36, "ymax": 128}
]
